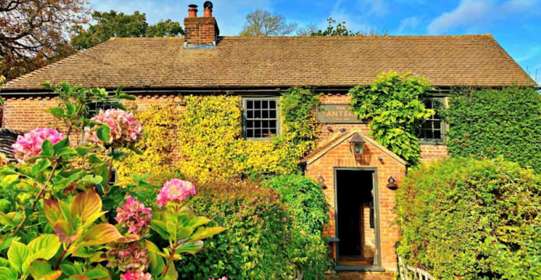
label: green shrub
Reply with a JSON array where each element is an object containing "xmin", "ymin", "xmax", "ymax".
[
  {"xmin": 177, "ymin": 180, "xmax": 295, "ymax": 279},
  {"xmin": 397, "ymin": 158, "xmax": 541, "ymax": 280},
  {"xmin": 264, "ymin": 175, "xmax": 330, "ymax": 279},
  {"xmin": 445, "ymin": 87, "xmax": 541, "ymax": 171},
  {"xmin": 349, "ymin": 71, "xmax": 434, "ymax": 165}
]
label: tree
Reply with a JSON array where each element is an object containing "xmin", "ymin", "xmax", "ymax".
[
  {"xmin": 310, "ymin": 17, "xmax": 361, "ymax": 36},
  {"xmin": 0, "ymin": 0, "xmax": 87, "ymax": 80},
  {"xmin": 70, "ymin": 11, "xmax": 183, "ymax": 50},
  {"xmin": 240, "ymin": 10, "xmax": 297, "ymax": 36}
]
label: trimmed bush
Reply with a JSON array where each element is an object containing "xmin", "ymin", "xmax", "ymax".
[
  {"xmin": 264, "ymin": 174, "xmax": 330, "ymax": 279},
  {"xmin": 177, "ymin": 180, "xmax": 295, "ymax": 279},
  {"xmin": 397, "ymin": 158, "xmax": 541, "ymax": 279},
  {"xmin": 445, "ymin": 87, "xmax": 541, "ymax": 171}
]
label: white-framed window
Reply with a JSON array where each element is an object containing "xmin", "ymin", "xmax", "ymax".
[
  {"xmin": 242, "ymin": 97, "xmax": 279, "ymax": 138},
  {"xmin": 417, "ymin": 97, "xmax": 445, "ymax": 142}
]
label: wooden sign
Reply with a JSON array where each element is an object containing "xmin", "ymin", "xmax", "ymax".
[{"xmin": 317, "ymin": 104, "xmax": 365, "ymax": 124}]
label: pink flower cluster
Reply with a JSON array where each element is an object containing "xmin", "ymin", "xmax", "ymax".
[
  {"xmin": 108, "ymin": 242, "xmax": 149, "ymax": 272},
  {"xmin": 87, "ymin": 109, "xmax": 142, "ymax": 144},
  {"xmin": 156, "ymin": 179, "xmax": 196, "ymax": 207},
  {"xmin": 120, "ymin": 271, "xmax": 152, "ymax": 280},
  {"xmin": 115, "ymin": 196, "xmax": 152, "ymax": 235},
  {"xmin": 12, "ymin": 128, "xmax": 64, "ymax": 162}
]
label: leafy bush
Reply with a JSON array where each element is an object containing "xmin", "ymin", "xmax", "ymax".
[
  {"xmin": 397, "ymin": 158, "xmax": 541, "ymax": 280},
  {"xmin": 264, "ymin": 175, "xmax": 330, "ymax": 279},
  {"xmin": 177, "ymin": 180, "xmax": 295, "ymax": 279},
  {"xmin": 118, "ymin": 89, "xmax": 320, "ymax": 183},
  {"xmin": 349, "ymin": 71, "xmax": 434, "ymax": 165},
  {"xmin": 445, "ymin": 87, "xmax": 541, "ymax": 172},
  {"xmin": 0, "ymin": 83, "xmax": 224, "ymax": 280}
]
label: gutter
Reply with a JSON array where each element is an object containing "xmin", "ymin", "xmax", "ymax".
[{"xmin": 0, "ymin": 85, "xmax": 537, "ymax": 97}]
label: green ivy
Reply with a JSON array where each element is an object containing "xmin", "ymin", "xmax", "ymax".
[
  {"xmin": 264, "ymin": 175, "xmax": 330, "ymax": 279},
  {"xmin": 280, "ymin": 87, "xmax": 320, "ymax": 148},
  {"xmin": 444, "ymin": 87, "xmax": 541, "ymax": 172},
  {"xmin": 397, "ymin": 158, "xmax": 541, "ymax": 279},
  {"xmin": 349, "ymin": 71, "xmax": 433, "ymax": 165}
]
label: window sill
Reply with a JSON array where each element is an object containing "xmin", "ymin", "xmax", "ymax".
[{"xmin": 420, "ymin": 139, "xmax": 446, "ymax": 145}]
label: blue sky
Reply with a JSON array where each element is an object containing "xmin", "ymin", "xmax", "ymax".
[{"xmin": 90, "ymin": 0, "xmax": 541, "ymax": 84}]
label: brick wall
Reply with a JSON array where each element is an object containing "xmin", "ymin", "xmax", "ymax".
[
  {"xmin": 420, "ymin": 144, "xmax": 448, "ymax": 161},
  {"xmin": 318, "ymin": 93, "xmax": 448, "ymax": 161},
  {"xmin": 184, "ymin": 17, "xmax": 218, "ymax": 46},
  {"xmin": 3, "ymin": 96, "xmax": 61, "ymax": 131},
  {"xmin": 305, "ymin": 132, "xmax": 406, "ymax": 271}
]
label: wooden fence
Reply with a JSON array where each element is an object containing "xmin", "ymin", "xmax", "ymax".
[{"xmin": 398, "ymin": 257, "xmax": 434, "ymax": 280}]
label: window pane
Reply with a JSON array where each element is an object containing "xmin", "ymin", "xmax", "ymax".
[
  {"xmin": 243, "ymin": 98, "xmax": 278, "ymax": 138},
  {"xmin": 417, "ymin": 97, "xmax": 444, "ymax": 141}
]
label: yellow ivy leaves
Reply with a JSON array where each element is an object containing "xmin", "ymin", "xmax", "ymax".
[{"xmin": 116, "ymin": 95, "xmax": 315, "ymax": 184}]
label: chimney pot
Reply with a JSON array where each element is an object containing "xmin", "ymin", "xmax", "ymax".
[
  {"xmin": 203, "ymin": 1, "xmax": 213, "ymax": 17},
  {"xmin": 188, "ymin": 4, "xmax": 198, "ymax": 18}
]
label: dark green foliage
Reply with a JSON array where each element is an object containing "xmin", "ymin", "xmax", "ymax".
[
  {"xmin": 445, "ymin": 87, "xmax": 541, "ymax": 172},
  {"xmin": 264, "ymin": 175, "xmax": 330, "ymax": 279},
  {"xmin": 397, "ymin": 158, "xmax": 541, "ymax": 280},
  {"xmin": 281, "ymin": 88, "xmax": 320, "ymax": 148},
  {"xmin": 310, "ymin": 17, "xmax": 361, "ymax": 36},
  {"xmin": 71, "ymin": 11, "xmax": 183, "ymax": 50},
  {"xmin": 177, "ymin": 181, "xmax": 295, "ymax": 279}
]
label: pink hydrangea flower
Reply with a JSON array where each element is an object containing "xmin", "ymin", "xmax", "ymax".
[
  {"xmin": 115, "ymin": 196, "xmax": 152, "ymax": 235},
  {"xmin": 156, "ymin": 179, "xmax": 196, "ymax": 207},
  {"xmin": 86, "ymin": 109, "xmax": 142, "ymax": 144},
  {"xmin": 108, "ymin": 242, "xmax": 149, "ymax": 272},
  {"xmin": 120, "ymin": 271, "xmax": 152, "ymax": 280},
  {"xmin": 12, "ymin": 128, "xmax": 64, "ymax": 162}
]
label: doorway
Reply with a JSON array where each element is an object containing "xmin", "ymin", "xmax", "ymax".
[{"xmin": 335, "ymin": 169, "xmax": 379, "ymax": 267}]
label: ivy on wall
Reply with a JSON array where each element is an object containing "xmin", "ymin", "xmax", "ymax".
[
  {"xmin": 349, "ymin": 71, "xmax": 434, "ymax": 165},
  {"xmin": 117, "ymin": 89, "xmax": 320, "ymax": 184},
  {"xmin": 444, "ymin": 87, "xmax": 541, "ymax": 172}
]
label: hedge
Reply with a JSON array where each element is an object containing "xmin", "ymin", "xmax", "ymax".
[
  {"xmin": 445, "ymin": 87, "xmax": 541, "ymax": 171},
  {"xmin": 397, "ymin": 158, "xmax": 541, "ymax": 279},
  {"xmin": 177, "ymin": 180, "xmax": 295, "ymax": 279},
  {"xmin": 264, "ymin": 174, "xmax": 330, "ymax": 279}
]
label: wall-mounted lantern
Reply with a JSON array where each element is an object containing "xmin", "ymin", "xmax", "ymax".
[
  {"xmin": 349, "ymin": 133, "xmax": 365, "ymax": 159},
  {"xmin": 387, "ymin": 176, "xmax": 398, "ymax": 190}
]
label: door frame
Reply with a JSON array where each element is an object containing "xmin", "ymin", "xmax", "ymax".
[{"xmin": 333, "ymin": 167, "xmax": 382, "ymax": 268}]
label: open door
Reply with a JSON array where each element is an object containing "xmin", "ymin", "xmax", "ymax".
[{"xmin": 336, "ymin": 169, "xmax": 379, "ymax": 267}]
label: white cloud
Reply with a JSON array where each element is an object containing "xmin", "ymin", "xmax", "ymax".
[
  {"xmin": 427, "ymin": 0, "xmax": 540, "ymax": 34},
  {"xmin": 358, "ymin": 0, "xmax": 389, "ymax": 17},
  {"xmin": 395, "ymin": 16, "xmax": 421, "ymax": 34},
  {"xmin": 322, "ymin": 0, "xmax": 381, "ymax": 34},
  {"xmin": 89, "ymin": 0, "xmax": 271, "ymax": 35}
]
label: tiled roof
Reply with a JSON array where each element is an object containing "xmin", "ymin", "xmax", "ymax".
[{"xmin": 2, "ymin": 35, "xmax": 537, "ymax": 91}]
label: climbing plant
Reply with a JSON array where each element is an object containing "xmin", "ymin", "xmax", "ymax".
[
  {"xmin": 118, "ymin": 89, "xmax": 320, "ymax": 183},
  {"xmin": 444, "ymin": 87, "xmax": 541, "ymax": 172},
  {"xmin": 349, "ymin": 71, "xmax": 433, "ymax": 165}
]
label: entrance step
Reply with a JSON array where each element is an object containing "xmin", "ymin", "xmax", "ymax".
[{"xmin": 326, "ymin": 271, "xmax": 395, "ymax": 280}]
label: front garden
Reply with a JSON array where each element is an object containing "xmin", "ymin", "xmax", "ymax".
[
  {"xmin": 0, "ymin": 73, "xmax": 539, "ymax": 279},
  {"xmin": 0, "ymin": 84, "xmax": 330, "ymax": 279}
]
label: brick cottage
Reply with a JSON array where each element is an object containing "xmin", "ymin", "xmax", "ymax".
[{"xmin": 0, "ymin": 1, "xmax": 537, "ymax": 278}]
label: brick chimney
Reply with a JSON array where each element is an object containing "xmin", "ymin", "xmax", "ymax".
[{"xmin": 184, "ymin": 1, "xmax": 219, "ymax": 48}]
